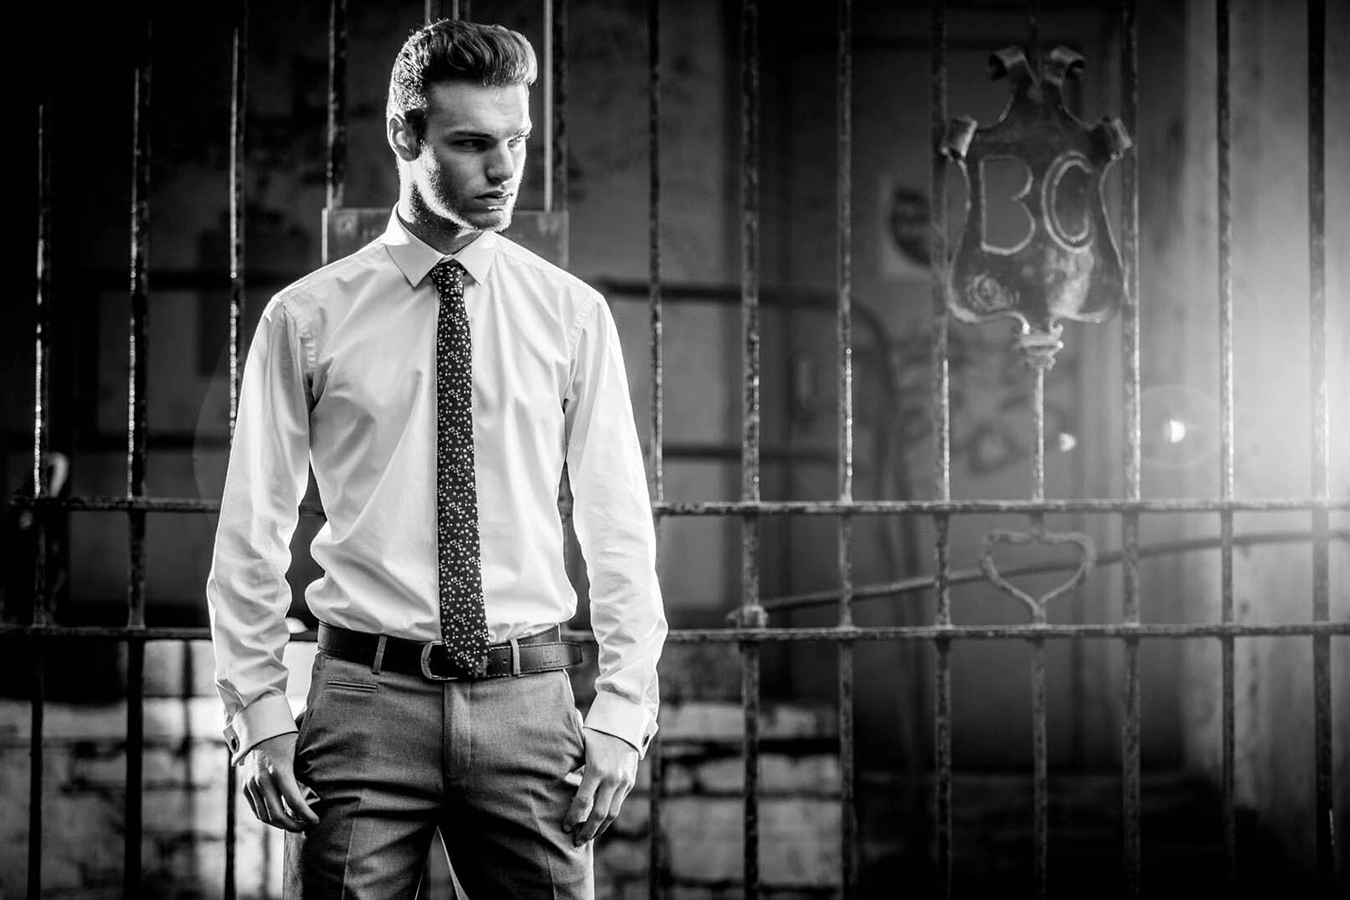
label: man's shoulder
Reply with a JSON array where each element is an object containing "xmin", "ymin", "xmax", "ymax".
[
  {"xmin": 492, "ymin": 234, "xmax": 601, "ymax": 302},
  {"xmin": 269, "ymin": 241, "xmax": 392, "ymax": 318}
]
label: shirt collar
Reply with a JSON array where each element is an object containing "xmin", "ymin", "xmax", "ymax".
[{"xmin": 381, "ymin": 211, "xmax": 499, "ymax": 289}]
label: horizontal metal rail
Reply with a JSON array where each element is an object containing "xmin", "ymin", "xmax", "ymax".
[
  {"xmin": 5, "ymin": 622, "xmax": 1346, "ymax": 643},
  {"xmin": 12, "ymin": 495, "xmax": 1347, "ymax": 515}
]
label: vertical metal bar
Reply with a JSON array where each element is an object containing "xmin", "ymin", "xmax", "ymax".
[
  {"xmin": 543, "ymin": 0, "xmax": 554, "ymax": 212},
  {"xmin": 1030, "ymin": 635, "xmax": 1048, "ymax": 895},
  {"xmin": 543, "ymin": 0, "xmax": 568, "ymax": 215},
  {"xmin": 1305, "ymin": 0, "xmax": 1334, "ymax": 885},
  {"xmin": 930, "ymin": 1, "xmax": 952, "ymax": 896},
  {"xmin": 27, "ymin": 650, "xmax": 45, "ymax": 900},
  {"xmin": 1119, "ymin": 1, "xmax": 1142, "ymax": 895},
  {"xmin": 28, "ymin": 97, "xmax": 53, "ymax": 900},
  {"xmin": 1029, "ymin": 368, "xmax": 1049, "ymax": 899},
  {"xmin": 1214, "ymin": 0, "xmax": 1237, "ymax": 883},
  {"xmin": 326, "ymin": 0, "xmax": 347, "ymax": 210},
  {"xmin": 646, "ymin": 4, "xmax": 665, "ymax": 898},
  {"xmin": 1027, "ymin": 0, "xmax": 1040, "ymax": 69},
  {"xmin": 835, "ymin": 1, "xmax": 856, "ymax": 896},
  {"xmin": 647, "ymin": 733, "xmax": 664, "ymax": 900},
  {"xmin": 739, "ymin": 1, "xmax": 762, "ymax": 896},
  {"xmin": 229, "ymin": 0, "xmax": 248, "ymax": 445},
  {"xmin": 648, "ymin": 0, "xmax": 664, "ymax": 507},
  {"xmin": 225, "ymin": 5, "xmax": 248, "ymax": 898},
  {"xmin": 124, "ymin": 12, "xmax": 152, "ymax": 895}
]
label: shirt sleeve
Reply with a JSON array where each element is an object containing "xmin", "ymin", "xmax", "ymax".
[
  {"xmin": 564, "ymin": 296, "xmax": 668, "ymax": 759},
  {"xmin": 205, "ymin": 297, "xmax": 313, "ymax": 764}
]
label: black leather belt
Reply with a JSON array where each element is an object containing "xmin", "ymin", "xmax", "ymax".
[{"xmin": 317, "ymin": 623, "xmax": 581, "ymax": 681}]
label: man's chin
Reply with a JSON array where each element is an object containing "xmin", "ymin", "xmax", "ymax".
[{"xmin": 465, "ymin": 209, "xmax": 513, "ymax": 232}]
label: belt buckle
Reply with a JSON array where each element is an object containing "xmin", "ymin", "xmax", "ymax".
[{"xmin": 419, "ymin": 642, "xmax": 490, "ymax": 681}]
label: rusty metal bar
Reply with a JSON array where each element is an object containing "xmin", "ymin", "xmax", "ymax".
[
  {"xmin": 27, "ymin": 648, "xmax": 44, "ymax": 900},
  {"xmin": 1214, "ymin": 0, "xmax": 1236, "ymax": 882},
  {"xmin": 20, "ymin": 494, "xmax": 1348, "ymax": 516},
  {"xmin": 738, "ymin": 0, "xmax": 762, "ymax": 894},
  {"xmin": 648, "ymin": 0, "xmax": 664, "ymax": 505},
  {"xmin": 228, "ymin": 0, "xmax": 249, "ymax": 441},
  {"xmin": 930, "ymin": 0, "xmax": 952, "ymax": 893},
  {"xmin": 1030, "ymin": 365, "xmax": 1048, "ymax": 898},
  {"xmin": 123, "ymin": 12, "xmax": 153, "ymax": 895},
  {"xmin": 1119, "ymin": 1, "xmax": 1142, "ymax": 894},
  {"xmin": 28, "ymin": 94, "xmax": 53, "ymax": 900},
  {"xmin": 5, "ymin": 621, "xmax": 1348, "ymax": 644},
  {"xmin": 1305, "ymin": 0, "xmax": 1334, "ymax": 884},
  {"xmin": 326, "ymin": 0, "xmax": 347, "ymax": 210},
  {"xmin": 646, "ymin": 1, "xmax": 665, "ymax": 896},
  {"xmin": 544, "ymin": 0, "xmax": 568, "ymax": 215},
  {"xmin": 225, "ymin": 5, "xmax": 248, "ymax": 897},
  {"xmin": 835, "ymin": 0, "xmax": 857, "ymax": 895}
]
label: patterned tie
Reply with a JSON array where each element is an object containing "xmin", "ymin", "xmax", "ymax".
[{"xmin": 428, "ymin": 259, "xmax": 490, "ymax": 673}]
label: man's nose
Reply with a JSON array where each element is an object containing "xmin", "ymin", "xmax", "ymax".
[{"xmin": 485, "ymin": 143, "xmax": 515, "ymax": 185}]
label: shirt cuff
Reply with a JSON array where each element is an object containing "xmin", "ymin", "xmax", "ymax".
[
  {"xmin": 224, "ymin": 693, "xmax": 298, "ymax": 765},
  {"xmin": 583, "ymin": 689, "xmax": 657, "ymax": 759}
]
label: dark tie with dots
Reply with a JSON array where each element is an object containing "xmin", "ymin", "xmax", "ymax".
[{"xmin": 428, "ymin": 259, "xmax": 490, "ymax": 673}]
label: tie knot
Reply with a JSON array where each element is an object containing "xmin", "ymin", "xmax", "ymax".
[{"xmin": 429, "ymin": 259, "xmax": 466, "ymax": 297}]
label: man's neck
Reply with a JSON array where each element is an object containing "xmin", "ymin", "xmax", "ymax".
[{"xmin": 397, "ymin": 192, "xmax": 481, "ymax": 256}]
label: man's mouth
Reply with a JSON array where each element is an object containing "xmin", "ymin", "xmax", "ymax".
[{"xmin": 478, "ymin": 192, "xmax": 512, "ymax": 205}]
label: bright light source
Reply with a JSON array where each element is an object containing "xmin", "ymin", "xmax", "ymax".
[
  {"xmin": 1165, "ymin": 419, "xmax": 1188, "ymax": 444},
  {"xmin": 1057, "ymin": 432, "xmax": 1078, "ymax": 452}
]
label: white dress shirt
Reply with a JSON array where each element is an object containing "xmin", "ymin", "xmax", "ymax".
[{"xmin": 206, "ymin": 213, "xmax": 666, "ymax": 763}]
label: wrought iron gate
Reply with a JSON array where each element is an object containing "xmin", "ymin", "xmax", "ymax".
[{"xmin": 10, "ymin": 0, "xmax": 1346, "ymax": 898}]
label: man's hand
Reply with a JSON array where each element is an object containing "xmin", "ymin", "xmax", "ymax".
[
  {"xmin": 563, "ymin": 729, "xmax": 638, "ymax": 845},
  {"xmin": 242, "ymin": 732, "xmax": 320, "ymax": 833}
]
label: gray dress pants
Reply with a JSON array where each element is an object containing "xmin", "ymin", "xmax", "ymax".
[{"xmin": 283, "ymin": 650, "xmax": 593, "ymax": 898}]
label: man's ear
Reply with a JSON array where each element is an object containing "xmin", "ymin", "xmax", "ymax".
[{"xmin": 388, "ymin": 114, "xmax": 420, "ymax": 162}]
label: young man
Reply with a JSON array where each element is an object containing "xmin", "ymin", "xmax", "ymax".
[{"xmin": 206, "ymin": 19, "xmax": 666, "ymax": 897}]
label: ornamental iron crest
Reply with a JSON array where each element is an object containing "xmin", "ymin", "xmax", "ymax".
[{"xmin": 942, "ymin": 45, "xmax": 1132, "ymax": 369}]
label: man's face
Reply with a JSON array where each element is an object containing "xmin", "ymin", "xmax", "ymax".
[{"xmin": 409, "ymin": 80, "xmax": 531, "ymax": 232}]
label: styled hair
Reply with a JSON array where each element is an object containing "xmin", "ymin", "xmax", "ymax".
[{"xmin": 387, "ymin": 19, "xmax": 537, "ymax": 142}]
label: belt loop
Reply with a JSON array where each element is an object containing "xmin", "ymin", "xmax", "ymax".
[
  {"xmin": 372, "ymin": 635, "xmax": 388, "ymax": 675},
  {"xmin": 509, "ymin": 638, "xmax": 522, "ymax": 676}
]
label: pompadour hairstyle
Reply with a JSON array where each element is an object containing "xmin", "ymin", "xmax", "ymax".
[{"xmin": 387, "ymin": 19, "xmax": 538, "ymax": 142}]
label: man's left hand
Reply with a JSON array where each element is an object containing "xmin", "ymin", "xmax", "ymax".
[{"xmin": 563, "ymin": 728, "xmax": 638, "ymax": 845}]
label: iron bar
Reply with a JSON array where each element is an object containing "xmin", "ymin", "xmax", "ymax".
[
  {"xmin": 229, "ymin": 0, "xmax": 248, "ymax": 440},
  {"xmin": 1030, "ymin": 364, "xmax": 1048, "ymax": 899},
  {"xmin": 930, "ymin": 0, "xmax": 952, "ymax": 892},
  {"xmin": 225, "ymin": 6, "xmax": 248, "ymax": 897},
  {"xmin": 739, "ymin": 1, "xmax": 762, "ymax": 894},
  {"xmin": 27, "ymin": 650, "xmax": 44, "ymax": 900},
  {"xmin": 1119, "ymin": 1, "xmax": 1142, "ymax": 894},
  {"xmin": 326, "ymin": 0, "xmax": 347, "ymax": 210},
  {"xmin": 124, "ymin": 13, "xmax": 153, "ymax": 895},
  {"xmin": 1305, "ymin": 0, "xmax": 1334, "ymax": 884},
  {"xmin": 1030, "ymin": 636, "xmax": 1048, "ymax": 896},
  {"xmin": 3, "ymin": 621, "xmax": 1347, "ymax": 644},
  {"xmin": 30, "ymin": 95, "xmax": 54, "ymax": 900},
  {"xmin": 1215, "ymin": 0, "xmax": 1236, "ymax": 882},
  {"xmin": 648, "ymin": 0, "xmax": 664, "ymax": 504},
  {"xmin": 647, "ymin": 2, "xmax": 665, "ymax": 897},
  {"xmin": 647, "ymin": 732, "xmax": 664, "ymax": 900},
  {"xmin": 16, "ymin": 494, "xmax": 1349, "ymax": 516},
  {"xmin": 836, "ymin": 0, "xmax": 856, "ymax": 895},
  {"xmin": 33, "ymin": 103, "xmax": 52, "ymax": 531},
  {"xmin": 544, "ymin": 0, "xmax": 568, "ymax": 215}
]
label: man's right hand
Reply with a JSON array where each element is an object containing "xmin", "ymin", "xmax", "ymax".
[{"xmin": 242, "ymin": 732, "xmax": 320, "ymax": 832}]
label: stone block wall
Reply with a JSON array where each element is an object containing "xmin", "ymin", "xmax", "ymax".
[{"xmin": 0, "ymin": 641, "xmax": 844, "ymax": 898}]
